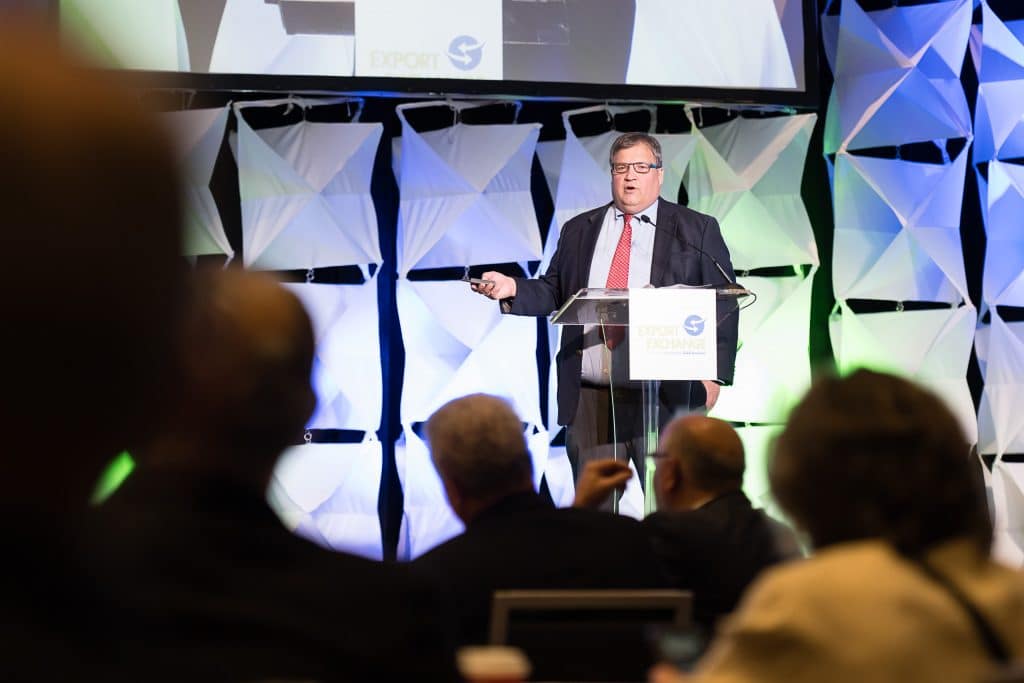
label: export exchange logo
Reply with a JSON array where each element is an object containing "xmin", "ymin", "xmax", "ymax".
[
  {"xmin": 683, "ymin": 314, "xmax": 706, "ymax": 337},
  {"xmin": 447, "ymin": 35, "xmax": 484, "ymax": 70}
]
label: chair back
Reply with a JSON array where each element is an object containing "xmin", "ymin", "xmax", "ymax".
[{"xmin": 489, "ymin": 589, "xmax": 692, "ymax": 682}]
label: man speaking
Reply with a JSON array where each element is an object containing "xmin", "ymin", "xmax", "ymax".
[{"xmin": 474, "ymin": 132, "xmax": 738, "ymax": 484}]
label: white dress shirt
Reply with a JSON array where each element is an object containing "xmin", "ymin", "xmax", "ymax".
[{"xmin": 580, "ymin": 201, "xmax": 657, "ymax": 385}]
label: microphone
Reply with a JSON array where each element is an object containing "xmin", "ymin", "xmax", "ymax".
[{"xmin": 637, "ymin": 213, "xmax": 750, "ymax": 297}]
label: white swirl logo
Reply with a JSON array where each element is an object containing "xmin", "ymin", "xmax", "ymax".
[{"xmin": 447, "ymin": 35, "xmax": 484, "ymax": 71}]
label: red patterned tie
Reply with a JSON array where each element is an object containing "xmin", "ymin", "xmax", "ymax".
[{"xmin": 603, "ymin": 213, "xmax": 632, "ymax": 348}]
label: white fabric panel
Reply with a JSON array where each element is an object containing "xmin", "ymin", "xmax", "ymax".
[
  {"xmin": 977, "ymin": 1, "xmax": 1024, "ymax": 84},
  {"xmin": 712, "ymin": 271, "xmax": 815, "ymax": 424},
  {"xmin": 396, "ymin": 280, "xmax": 542, "ymax": 427},
  {"xmin": 525, "ymin": 428, "xmax": 553, "ymax": 493},
  {"xmin": 736, "ymin": 424, "xmax": 788, "ymax": 522},
  {"xmin": 283, "ymin": 280, "xmax": 382, "ymax": 432},
  {"xmin": 825, "ymin": 0, "xmax": 971, "ymax": 153},
  {"xmin": 618, "ymin": 459, "xmax": 645, "ymax": 521},
  {"xmin": 395, "ymin": 430, "xmax": 463, "ymax": 560},
  {"xmin": 991, "ymin": 461, "xmax": 1024, "ymax": 568},
  {"xmin": 234, "ymin": 103, "xmax": 382, "ymax": 269},
  {"xmin": 658, "ymin": 133, "xmax": 698, "ymax": 204},
  {"xmin": 831, "ymin": 149, "xmax": 969, "ymax": 304},
  {"xmin": 976, "ymin": 317, "xmax": 1024, "ymax": 457},
  {"xmin": 829, "ymin": 304, "xmax": 978, "ymax": 444},
  {"xmin": 984, "ymin": 161, "xmax": 1024, "ymax": 307},
  {"xmin": 976, "ymin": 81, "xmax": 1024, "ymax": 163},
  {"xmin": 162, "ymin": 106, "xmax": 233, "ymax": 259},
  {"xmin": 540, "ymin": 126, "xmax": 616, "ymax": 270},
  {"xmin": 535, "ymin": 139, "xmax": 566, "ymax": 205},
  {"xmin": 687, "ymin": 114, "xmax": 819, "ymax": 271},
  {"xmin": 544, "ymin": 445, "xmax": 576, "ymax": 509},
  {"xmin": 394, "ymin": 105, "xmax": 541, "ymax": 274},
  {"xmin": 977, "ymin": 2, "xmax": 1024, "ymax": 569},
  {"xmin": 545, "ymin": 323, "xmax": 562, "ymax": 439},
  {"xmin": 268, "ymin": 438, "xmax": 383, "ymax": 560}
]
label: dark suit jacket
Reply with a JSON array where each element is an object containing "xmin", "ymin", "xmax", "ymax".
[
  {"xmin": 505, "ymin": 198, "xmax": 739, "ymax": 425},
  {"xmin": 643, "ymin": 490, "xmax": 801, "ymax": 634},
  {"xmin": 412, "ymin": 491, "xmax": 670, "ymax": 647},
  {"xmin": 88, "ymin": 467, "xmax": 458, "ymax": 682}
]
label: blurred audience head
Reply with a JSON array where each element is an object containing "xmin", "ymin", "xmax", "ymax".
[
  {"xmin": 426, "ymin": 394, "xmax": 533, "ymax": 523},
  {"xmin": 770, "ymin": 369, "xmax": 991, "ymax": 555},
  {"xmin": 155, "ymin": 268, "xmax": 316, "ymax": 491},
  {"xmin": 0, "ymin": 18, "xmax": 184, "ymax": 508},
  {"xmin": 654, "ymin": 415, "xmax": 745, "ymax": 511}
]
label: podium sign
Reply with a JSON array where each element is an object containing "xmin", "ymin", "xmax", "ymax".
[{"xmin": 628, "ymin": 288, "xmax": 717, "ymax": 381}]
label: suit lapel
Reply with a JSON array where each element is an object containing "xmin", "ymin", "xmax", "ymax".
[
  {"xmin": 578, "ymin": 203, "xmax": 609, "ymax": 287},
  {"xmin": 650, "ymin": 198, "xmax": 672, "ymax": 286}
]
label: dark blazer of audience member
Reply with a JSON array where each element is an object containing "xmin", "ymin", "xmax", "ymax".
[
  {"xmin": 413, "ymin": 393, "xmax": 669, "ymax": 646},
  {"xmin": 659, "ymin": 371, "xmax": 1024, "ymax": 683},
  {"xmin": 574, "ymin": 416, "xmax": 800, "ymax": 634},
  {"xmin": 92, "ymin": 270, "xmax": 458, "ymax": 682},
  {"xmin": 0, "ymin": 18, "xmax": 187, "ymax": 681}
]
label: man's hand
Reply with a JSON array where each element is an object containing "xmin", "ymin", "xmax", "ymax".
[
  {"xmin": 701, "ymin": 379, "xmax": 720, "ymax": 410},
  {"xmin": 471, "ymin": 271, "xmax": 516, "ymax": 300},
  {"xmin": 573, "ymin": 459, "xmax": 633, "ymax": 509}
]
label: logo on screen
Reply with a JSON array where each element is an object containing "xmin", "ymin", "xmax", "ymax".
[
  {"xmin": 447, "ymin": 35, "xmax": 484, "ymax": 71},
  {"xmin": 683, "ymin": 315, "xmax": 705, "ymax": 337}
]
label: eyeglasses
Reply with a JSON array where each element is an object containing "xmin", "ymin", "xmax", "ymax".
[{"xmin": 611, "ymin": 161, "xmax": 662, "ymax": 175}]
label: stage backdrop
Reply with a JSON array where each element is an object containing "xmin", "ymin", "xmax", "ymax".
[
  {"xmin": 153, "ymin": 0, "xmax": 1024, "ymax": 565},
  {"xmin": 823, "ymin": 0, "xmax": 1023, "ymax": 567}
]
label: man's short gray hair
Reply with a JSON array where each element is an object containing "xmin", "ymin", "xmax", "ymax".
[
  {"xmin": 426, "ymin": 394, "xmax": 533, "ymax": 501},
  {"xmin": 609, "ymin": 132, "xmax": 663, "ymax": 168}
]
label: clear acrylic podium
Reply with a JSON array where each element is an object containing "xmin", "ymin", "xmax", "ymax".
[{"xmin": 550, "ymin": 284, "xmax": 750, "ymax": 514}]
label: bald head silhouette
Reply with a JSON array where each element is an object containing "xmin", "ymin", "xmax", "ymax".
[{"xmin": 655, "ymin": 415, "xmax": 745, "ymax": 511}]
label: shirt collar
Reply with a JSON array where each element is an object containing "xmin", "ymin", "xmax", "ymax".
[{"xmin": 614, "ymin": 199, "xmax": 658, "ymax": 226}]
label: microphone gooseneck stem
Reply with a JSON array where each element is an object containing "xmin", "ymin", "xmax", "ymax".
[{"xmin": 637, "ymin": 213, "xmax": 735, "ymax": 286}]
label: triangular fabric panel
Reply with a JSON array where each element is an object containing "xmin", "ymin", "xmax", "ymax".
[
  {"xmin": 832, "ymin": 151, "xmax": 968, "ymax": 302},
  {"xmin": 283, "ymin": 280, "xmax": 382, "ymax": 432},
  {"xmin": 269, "ymin": 439, "xmax": 383, "ymax": 560},
  {"xmin": 712, "ymin": 271, "xmax": 815, "ymax": 424},
  {"xmin": 395, "ymin": 113, "xmax": 541, "ymax": 274},
  {"xmin": 830, "ymin": 304, "xmax": 978, "ymax": 442},
  {"xmin": 396, "ymin": 280, "xmax": 541, "ymax": 427},
  {"xmin": 235, "ymin": 109, "xmax": 383, "ymax": 269},
  {"xmin": 990, "ymin": 462, "xmax": 1024, "ymax": 567},
  {"xmin": 984, "ymin": 161, "xmax": 1024, "ymax": 307},
  {"xmin": 830, "ymin": 0, "xmax": 971, "ymax": 152},
  {"xmin": 979, "ymin": 1, "xmax": 1024, "ymax": 84},
  {"xmin": 736, "ymin": 425, "xmax": 790, "ymax": 523},
  {"xmin": 977, "ymin": 316, "xmax": 1024, "ymax": 457},
  {"xmin": 688, "ymin": 115, "xmax": 818, "ymax": 270},
  {"xmin": 395, "ymin": 430, "xmax": 464, "ymax": 560},
  {"xmin": 162, "ymin": 106, "xmax": 233, "ymax": 258}
]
